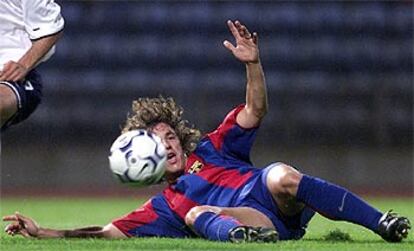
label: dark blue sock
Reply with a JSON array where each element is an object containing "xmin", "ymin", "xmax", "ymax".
[
  {"xmin": 296, "ymin": 175, "xmax": 382, "ymax": 232},
  {"xmin": 193, "ymin": 211, "xmax": 241, "ymax": 241}
]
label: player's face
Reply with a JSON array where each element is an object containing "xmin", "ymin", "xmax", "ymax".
[{"xmin": 151, "ymin": 122, "xmax": 186, "ymax": 177}]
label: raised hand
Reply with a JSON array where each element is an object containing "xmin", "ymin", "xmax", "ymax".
[
  {"xmin": 223, "ymin": 20, "xmax": 259, "ymax": 64},
  {"xmin": 3, "ymin": 212, "xmax": 40, "ymax": 238}
]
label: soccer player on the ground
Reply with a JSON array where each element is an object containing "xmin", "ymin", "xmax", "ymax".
[
  {"xmin": 0, "ymin": 0, "xmax": 64, "ymax": 131},
  {"xmin": 3, "ymin": 20, "xmax": 410, "ymax": 243}
]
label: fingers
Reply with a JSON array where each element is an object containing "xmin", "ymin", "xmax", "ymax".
[
  {"xmin": 4, "ymin": 221, "xmax": 23, "ymax": 237},
  {"xmin": 3, "ymin": 212, "xmax": 33, "ymax": 238},
  {"xmin": 227, "ymin": 20, "xmax": 241, "ymax": 41},
  {"xmin": 226, "ymin": 20, "xmax": 258, "ymax": 44},
  {"xmin": 4, "ymin": 67, "xmax": 25, "ymax": 82},
  {"xmin": 3, "ymin": 212, "xmax": 28, "ymax": 223},
  {"xmin": 5, "ymin": 222, "xmax": 21, "ymax": 235},
  {"xmin": 0, "ymin": 61, "xmax": 13, "ymax": 81},
  {"xmin": 252, "ymin": 32, "xmax": 258, "ymax": 45},
  {"xmin": 4, "ymin": 223, "xmax": 30, "ymax": 238},
  {"xmin": 15, "ymin": 212, "xmax": 28, "ymax": 221},
  {"xmin": 234, "ymin": 20, "xmax": 251, "ymax": 39},
  {"xmin": 2, "ymin": 61, "xmax": 13, "ymax": 72},
  {"xmin": 19, "ymin": 229, "xmax": 31, "ymax": 238},
  {"xmin": 5, "ymin": 222, "xmax": 21, "ymax": 231},
  {"xmin": 3, "ymin": 215, "xmax": 19, "ymax": 222},
  {"xmin": 0, "ymin": 61, "xmax": 28, "ymax": 82},
  {"xmin": 223, "ymin": 40, "xmax": 236, "ymax": 52}
]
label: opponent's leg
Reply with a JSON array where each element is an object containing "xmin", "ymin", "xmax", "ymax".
[
  {"xmin": 185, "ymin": 205, "xmax": 278, "ymax": 242},
  {"xmin": 0, "ymin": 84, "xmax": 18, "ymax": 127},
  {"xmin": 266, "ymin": 163, "xmax": 411, "ymax": 242}
]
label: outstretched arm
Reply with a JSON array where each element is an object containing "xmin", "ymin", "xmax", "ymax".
[
  {"xmin": 223, "ymin": 20, "xmax": 268, "ymax": 128},
  {"xmin": 3, "ymin": 212, "xmax": 125, "ymax": 239}
]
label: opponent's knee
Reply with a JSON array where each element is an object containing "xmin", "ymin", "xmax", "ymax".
[
  {"xmin": 185, "ymin": 205, "xmax": 221, "ymax": 227},
  {"xmin": 266, "ymin": 163, "xmax": 303, "ymax": 197}
]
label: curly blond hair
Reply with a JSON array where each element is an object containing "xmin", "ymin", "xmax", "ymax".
[{"xmin": 122, "ymin": 96, "xmax": 201, "ymax": 155}]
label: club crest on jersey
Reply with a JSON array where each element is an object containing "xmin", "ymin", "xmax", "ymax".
[{"xmin": 188, "ymin": 160, "xmax": 203, "ymax": 174}]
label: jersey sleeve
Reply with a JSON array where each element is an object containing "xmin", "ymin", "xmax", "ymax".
[
  {"xmin": 22, "ymin": 0, "xmax": 64, "ymax": 40},
  {"xmin": 207, "ymin": 104, "xmax": 258, "ymax": 163},
  {"xmin": 111, "ymin": 194, "xmax": 193, "ymax": 238}
]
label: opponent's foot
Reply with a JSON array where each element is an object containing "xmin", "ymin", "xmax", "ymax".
[
  {"xmin": 377, "ymin": 210, "xmax": 411, "ymax": 242},
  {"xmin": 228, "ymin": 226, "xmax": 279, "ymax": 243}
]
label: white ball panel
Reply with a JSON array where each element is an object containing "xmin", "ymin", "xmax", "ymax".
[{"xmin": 108, "ymin": 129, "xmax": 167, "ymax": 185}]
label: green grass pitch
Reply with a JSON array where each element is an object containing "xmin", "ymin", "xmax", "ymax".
[{"xmin": 1, "ymin": 197, "xmax": 413, "ymax": 251}]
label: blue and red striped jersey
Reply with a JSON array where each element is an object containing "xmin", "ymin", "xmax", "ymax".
[{"xmin": 112, "ymin": 104, "xmax": 263, "ymax": 237}]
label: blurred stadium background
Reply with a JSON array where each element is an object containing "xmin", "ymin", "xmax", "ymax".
[{"xmin": 1, "ymin": 1, "xmax": 413, "ymax": 197}]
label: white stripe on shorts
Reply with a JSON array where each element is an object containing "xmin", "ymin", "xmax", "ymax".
[{"xmin": 0, "ymin": 81, "xmax": 22, "ymax": 109}]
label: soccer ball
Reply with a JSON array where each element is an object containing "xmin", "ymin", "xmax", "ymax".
[{"xmin": 108, "ymin": 129, "xmax": 167, "ymax": 185}]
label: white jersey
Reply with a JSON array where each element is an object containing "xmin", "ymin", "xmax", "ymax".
[{"xmin": 0, "ymin": 0, "xmax": 64, "ymax": 71}]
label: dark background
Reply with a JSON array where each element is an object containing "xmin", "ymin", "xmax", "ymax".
[{"xmin": 1, "ymin": 1, "xmax": 412, "ymax": 197}]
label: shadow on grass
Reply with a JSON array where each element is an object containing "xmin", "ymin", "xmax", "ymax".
[
  {"xmin": 303, "ymin": 238, "xmax": 414, "ymax": 244},
  {"xmin": 302, "ymin": 228, "xmax": 413, "ymax": 244}
]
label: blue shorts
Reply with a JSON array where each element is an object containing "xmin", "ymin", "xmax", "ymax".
[
  {"xmin": 0, "ymin": 69, "xmax": 43, "ymax": 131},
  {"xmin": 235, "ymin": 163, "xmax": 315, "ymax": 240}
]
